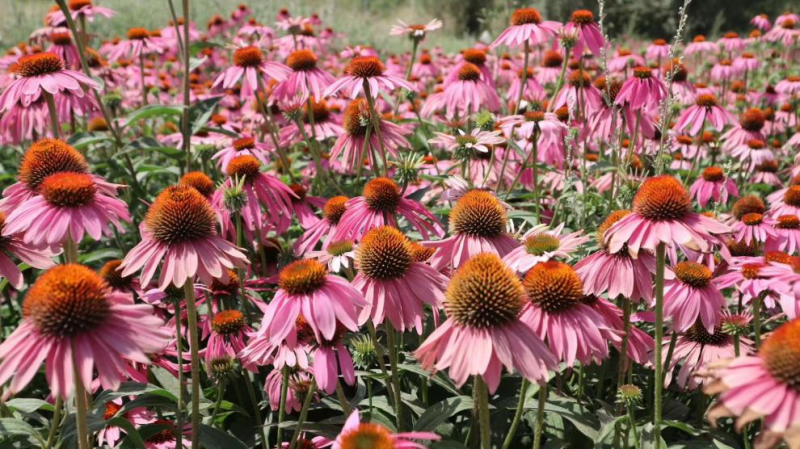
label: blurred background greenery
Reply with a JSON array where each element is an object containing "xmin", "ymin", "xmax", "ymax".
[{"xmin": 0, "ymin": 0, "xmax": 796, "ymax": 52}]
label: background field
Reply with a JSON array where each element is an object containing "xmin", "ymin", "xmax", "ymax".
[{"xmin": 1, "ymin": 0, "xmax": 796, "ymax": 53}]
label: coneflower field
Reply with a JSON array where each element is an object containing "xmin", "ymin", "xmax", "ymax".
[{"xmin": 1, "ymin": 1, "xmax": 800, "ymax": 448}]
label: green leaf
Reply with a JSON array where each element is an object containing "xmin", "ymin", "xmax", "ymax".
[
  {"xmin": 197, "ymin": 424, "xmax": 248, "ymax": 449},
  {"xmin": 108, "ymin": 417, "xmax": 146, "ymax": 449},
  {"xmin": 189, "ymin": 96, "xmax": 223, "ymax": 135},
  {"xmin": 414, "ymin": 396, "xmax": 473, "ymax": 431},
  {"xmin": 397, "ymin": 363, "xmax": 461, "ymax": 395},
  {"xmin": 663, "ymin": 419, "xmax": 699, "ymax": 436},
  {"xmin": 5, "ymin": 399, "xmax": 54, "ymax": 414},
  {"xmin": 189, "ymin": 41, "xmax": 221, "ymax": 57},
  {"xmin": 121, "ymin": 105, "xmax": 183, "ymax": 129},
  {"xmin": 0, "ymin": 418, "xmax": 44, "ymax": 446},
  {"xmin": 68, "ymin": 132, "xmax": 111, "ymax": 150},
  {"xmin": 189, "ymin": 56, "xmax": 207, "ymax": 72},
  {"xmin": 79, "ymin": 248, "xmax": 123, "ymax": 264}
]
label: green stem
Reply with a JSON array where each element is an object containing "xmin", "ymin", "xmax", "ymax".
[
  {"xmin": 363, "ymin": 82, "xmax": 390, "ymax": 177},
  {"xmin": 64, "ymin": 236, "xmax": 79, "ymax": 264},
  {"xmin": 386, "ymin": 323, "xmax": 404, "ymax": 430},
  {"xmin": 139, "ymin": 52, "xmax": 148, "ymax": 106},
  {"xmin": 233, "ymin": 211, "xmax": 254, "ymax": 323},
  {"xmin": 180, "ymin": 0, "xmax": 191, "ymax": 172},
  {"xmin": 276, "ymin": 366, "xmax": 290, "ymax": 447},
  {"xmin": 243, "ymin": 369, "xmax": 267, "ymax": 448},
  {"xmin": 175, "ymin": 303, "xmax": 185, "ymax": 449},
  {"xmin": 210, "ymin": 378, "xmax": 227, "ymax": 427},
  {"xmin": 514, "ymin": 41, "xmax": 530, "ymax": 115},
  {"xmin": 44, "ymin": 398, "xmax": 63, "ymax": 449},
  {"xmin": 366, "ymin": 322, "xmax": 396, "ymax": 405},
  {"xmin": 753, "ymin": 295, "xmax": 762, "ymax": 347},
  {"xmin": 288, "ymin": 379, "xmax": 317, "ymax": 449},
  {"xmin": 662, "ymin": 332, "xmax": 678, "ymax": 386},
  {"xmin": 627, "ymin": 402, "xmax": 640, "ymax": 449},
  {"xmin": 183, "ymin": 282, "xmax": 201, "ymax": 449},
  {"xmin": 505, "ymin": 130, "xmax": 538, "ymax": 200},
  {"xmin": 533, "ymin": 383, "xmax": 547, "ymax": 449},
  {"xmin": 475, "ymin": 376, "xmax": 491, "ymax": 449},
  {"xmin": 72, "ymin": 344, "xmax": 90, "ymax": 449},
  {"xmin": 502, "ymin": 379, "xmax": 528, "ymax": 449},
  {"xmin": 653, "ymin": 243, "xmax": 666, "ymax": 449},
  {"xmin": 335, "ymin": 380, "xmax": 351, "ymax": 417},
  {"xmin": 547, "ymin": 48, "xmax": 571, "ymax": 113},
  {"xmin": 44, "ymin": 92, "xmax": 61, "ymax": 139}
]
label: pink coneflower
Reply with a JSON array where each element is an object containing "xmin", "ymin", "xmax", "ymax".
[
  {"xmin": 0, "ymin": 212, "xmax": 57, "ymax": 289},
  {"xmin": 501, "ymin": 111, "xmax": 568, "ymax": 150},
  {"xmin": 769, "ymin": 186, "xmax": 800, "ymax": 218},
  {"xmin": 0, "ymin": 52, "xmax": 99, "ymax": 111},
  {"xmin": 333, "ymin": 410, "xmax": 439, "ymax": 449},
  {"xmin": 120, "ymin": 185, "xmax": 248, "ymax": 289},
  {"xmin": 605, "ymin": 176, "xmax": 731, "ymax": 257},
  {"xmin": 552, "ymin": 69, "xmax": 603, "ymax": 112},
  {"xmin": 299, "ymin": 318, "xmax": 356, "ymax": 394},
  {"xmin": 767, "ymin": 215, "xmax": 800, "ymax": 254},
  {"xmin": 97, "ymin": 399, "xmax": 155, "ymax": 448},
  {"xmin": 211, "ymin": 135, "xmax": 271, "ymax": 171},
  {"xmin": 751, "ymin": 14, "xmax": 772, "ymax": 31},
  {"xmin": 331, "ymin": 177, "xmax": 444, "ymax": 242},
  {"xmin": 665, "ymin": 321, "xmax": 752, "ymax": 390},
  {"xmin": 608, "ymin": 48, "xmax": 645, "ymax": 73},
  {"xmin": 583, "ymin": 294, "xmax": 653, "ymax": 365},
  {"xmin": 287, "ymin": 183, "xmax": 326, "ymax": 229},
  {"xmin": 690, "ymin": 166, "xmax": 739, "ymax": 208},
  {"xmin": 503, "ymin": 223, "xmax": 589, "ymax": 273},
  {"xmin": 575, "ymin": 210, "xmax": 656, "ymax": 304},
  {"xmin": 204, "ymin": 310, "xmax": 254, "ymax": 371},
  {"xmin": 675, "ymin": 94, "xmax": 735, "ymax": 135},
  {"xmin": 424, "ymin": 190, "xmax": 519, "ymax": 271},
  {"xmin": 663, "ymin": 261, "xmax": 726, "ymax": 333},
  {"xmin": 49, "ymin": 0, "xmax": 115, "ymax": 26},
  {"xmin": 645, "ymin": 38, "xmax": 670, "ymax": 61},
  {"xmin": 765, "ymin": 17, "xmax": 800, "ymax": 45},
  {"xmin": 521, "ymin": 261, "xmax": 617, "ymax": 365},
  {"xmin": 429, "ymin": 128, "xmax": 505, "ymax": 154},
  {"xmin": 212, "ymin": 45, "xmax": 290, "ymax": 96},
  {"xmin": 220, "ymin": 155, "xmax": 295, "ymax": 233},
  {"xmin": 352, "ymin": 226, "xmax": 447, "ymax": 333},
  {"xmin": 733, "ymin": 52, "xmax": 760, "ymax": 73},
  {"xmin": 710, "ymin": 59, "xmax": 737, "ymax": 83},
  {"xmin": 732, "ymin": 212, "xmax": 776, "ymax": 245},
  {"xmin": 48, "ymin": 30, "xmax": 81, "ymax": 70},
  {"xmin": 330, "ymin": 99, "xmax": 410, "ymax": 172},
  {"xmin": 256, "ymin": 259, "xmax": 366, "ymax": 345},
  {"xmin": 715, "ymin": 257, "xmax": 779, "ymax": 306},
  {"xmin": 776, "ymin": 76, "xmax": 800, "ymax": 96},
  {"xmin": 684, "ymin": 35, "xmax": 718, "ymax": 56},
  {"xmin": 295, "ymin": 196, "xmax": 348, "ymax": 255},
  {"xmin": 389, "ymin": 18, "xmax": 443, "ymax": 40},
  {"xmin": 564, "ymin": 10, "xmax": 604, "ymax": 56},
  {"xmin": 272, "ymin": 49, "xmax": 336, "ymax": 102},
  {"xmin": 752, "ymin": 160, "xmax": 782, "ymax": 187},
  {"xmin": 0, "ymin": 264, "xmax": 169, "ymax": 398},
  {"xmin": 730, "ymin": 139, "xmax": 774, "ymax": 172},
  {"xmin": 107, "ymin": 28, "xmax": 165, "ymax": 60},
  {"xmin": 266, "ymin": 368, "xmax": 315, "ymax": 414},
  {"xmin": 717, "ymin": 32, "xmax": 745, "ymax": 52},
  {"xmin": 279, "ymin": 97, "xmax": 343, "ymax": 146},
  {"xmin": 704, "ymin": 318, "xmax": 800, "ymax": 448},
  {"xmin": 615, "ymin": 66, "xmax": 668, "ymax": 111},
  {"xmin": 425, "ymin": 62, "xmax": 500, "ymax": 117},
  {"xmin": 305, "ymin": 239, "xmax": 355, "ymax": 273},
  {"xmin": 722, "ymin": 109, "xmax": 767, "ymax": 151},
  {"xmin": 323, "ymin": 56, "xmax": 414, "ymax": 99},
  {"xmin": 416, "ymin": 254, "xmax": 555, "ymax": 391},
  {"xmin": 490, "ymin": 8, "xmax": 561, "ymax": 49},
  {"xmin": 3, "ymin": 171, "xmax": 130, "ymax": 247}
]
